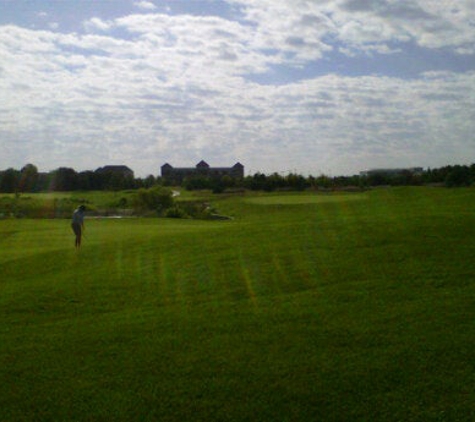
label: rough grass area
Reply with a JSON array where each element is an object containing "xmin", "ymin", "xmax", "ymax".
[
  {"xmin": 0, "ymin": 191, "xmax": 138, "ymax": 218},
  {"xmin": 1, "ymin": 187, "xmax": 474, "ymax": 421}
]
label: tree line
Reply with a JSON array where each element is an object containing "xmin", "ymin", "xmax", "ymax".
[
  {"xmin": 0, "ymin": 164, "xmax": 151, "ymax": 193},
  {"xmin": 177, "ymin": 164, "xmax": 475, "ymax": 192},
  {"xmin": 1, "ymin": 163, "xmax": 474, "ymax": 194}
]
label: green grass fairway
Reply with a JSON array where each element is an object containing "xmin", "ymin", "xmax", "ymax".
[
  {"xmin": 1, "ymin": 187, "xmax": 475, "ymax": 421},
  {"xmin": 245, "ymin": 191, "xmax": 368, "ymax": 205}
]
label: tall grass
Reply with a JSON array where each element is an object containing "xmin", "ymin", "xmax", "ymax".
[
  {"xmin": 1, "ymin": 187, "xmax": 474, "ymax": 421},
  {"xmin": 0, "ymin": 191, "xmax": 140, "ymax": 218}
]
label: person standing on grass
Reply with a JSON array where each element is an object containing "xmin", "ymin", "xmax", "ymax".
[{"xmin": 71, "ymin": 205, "xmax": 86, "ymax": 249}]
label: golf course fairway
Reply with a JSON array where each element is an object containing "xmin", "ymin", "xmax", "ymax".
[{"xmin": 1, "ymin": 187, "xmax": 474, "ymax": 421}]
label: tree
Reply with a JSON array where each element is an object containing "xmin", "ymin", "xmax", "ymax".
[
  {"xmin": 243, "ymin": 173, "xmax": 268, "ymax": 191},
  {"xmin": 285, "ymin": 173, "xmax": 309, "ymax": 191},
  {"xmin": 267, "ymin": 173, "xmax": 286, "ymax": 190},
  {"xmin": 310, "ymin": 174, "xmax": 332, "ymax": 189},
  {"xmin": 77, "ymin": 171, "xmax": 99, "ymax": 190},
  {"xmin": 0, "ymin": 168, "xmax": 20, "ymax": 193},
  {"xmin": 19, "ymin": 164, "xmax": 39, "ymax": 192},
  {"xmin": 143, "ymin": 175, "xmax": 156, "ymax": 188},
  {"xmin": 445, "ymin": 165, "xmax": 472, "ymax": 187},
  {"xmin": 51, "ymin": 167, "xmax": 78, "ymax": 191},
  {"xmin": 183, "ymin": 176, "xmax": 211, "ymax": 191}
]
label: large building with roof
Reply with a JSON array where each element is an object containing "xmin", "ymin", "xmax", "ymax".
[{"xmin": 161, "ymin": 161, "xmax": 244, "ymax": 184}]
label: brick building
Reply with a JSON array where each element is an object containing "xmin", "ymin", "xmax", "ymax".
[{"xmin": 161, "ymin": 161, "xmax": 244, "ymax": 184}]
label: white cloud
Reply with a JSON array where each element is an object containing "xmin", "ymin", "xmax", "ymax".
[
  {"xmin": 84, "ymin": 17, "xmax": 112, "ymax": 32},
  {"xmin": 1, "ymin": 1, "xmax": 474, "ymax": 176},
  {"xmin": 332, "ymin": 0, "xmax": 475, "ymax": 53},
  {"xmin": 110, "ymin": 12, "xmax": 273, "ymax": 78},
  {"xmin": 226, "ymin": 0, "xmax": 336, "ymax": 63},
  {"xmin": 134, "ymin": 1, "xmax": 157, "ymax": 11},
  {"xmin": 227, "ymin": 0, "xmax": 475, "ymax": 56}
]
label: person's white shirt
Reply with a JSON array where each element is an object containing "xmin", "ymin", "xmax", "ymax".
[{"xmin": 72, "ymin": 207, "xmax": 85, "ymax": 225}]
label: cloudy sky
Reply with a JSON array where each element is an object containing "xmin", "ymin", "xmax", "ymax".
[{"xmin": 1, "ymin": 0, "xmax": 474, "ymax": 177}]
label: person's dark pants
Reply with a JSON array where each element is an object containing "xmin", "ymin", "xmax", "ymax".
[{"xmin": 71, "ymin": 223, "xmax": 82, "ymax": 247}]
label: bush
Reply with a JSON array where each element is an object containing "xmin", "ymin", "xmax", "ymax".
[
  {"xmin": 132, "ymin": 187, "xmax": 174, "ymax": 214},
  {"xmin": 164, "ymin": 206, "xmax": 189, "ymax": 219}
]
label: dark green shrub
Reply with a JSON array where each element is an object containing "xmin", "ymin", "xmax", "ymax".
[
  {"xmin": 132, "ymin": 187, "xmax": 174, "ymax": 214},
  {"xmin": 164, "ymin": 205, "xmax": 188, "ymax": 219}
]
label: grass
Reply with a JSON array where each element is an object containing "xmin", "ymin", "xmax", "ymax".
[
  {"xmin": 1, "ymin": 187, "xmax": 475, "ymax": 421},
  {"xmin": 244, "ymin": 191, "xmax": 368, "ymax": 205}
]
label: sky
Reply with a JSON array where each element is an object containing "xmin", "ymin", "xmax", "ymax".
[{"xmin": 1, "ymin": 0, "xmax": 475, "ymax": 177}]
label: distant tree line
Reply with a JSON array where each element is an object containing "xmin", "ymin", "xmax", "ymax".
[
  {"xmin": 358, "ymin": 164, "xmax": 475, "ymax": 189},
  {"xmin": 0, "ymin": 164, "xmax": 157, "ymax": 193},
  {"xmin": 1, "ymin": 163, "xmax": 474, "ymax": 194},
  {"xmin": 177, "ymin": 163, "xmax": 475, "ymax": 192}
]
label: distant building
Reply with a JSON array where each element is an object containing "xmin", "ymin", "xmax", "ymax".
[
  {"xmin": 360, "ymin": 167, "xmax": 423, "ymax": 177},
  {"xmin": 95, "ymin": 165, "xmax": 134, "ymax": 178},
  {"xmin": 161, "ymin": 161, "xmax": 244, "ymax": 184}
]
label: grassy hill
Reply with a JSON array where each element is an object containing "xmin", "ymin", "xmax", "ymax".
[{"xmin": 1, "ymin": 187, "xmax": 474, "ymax": 421}]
